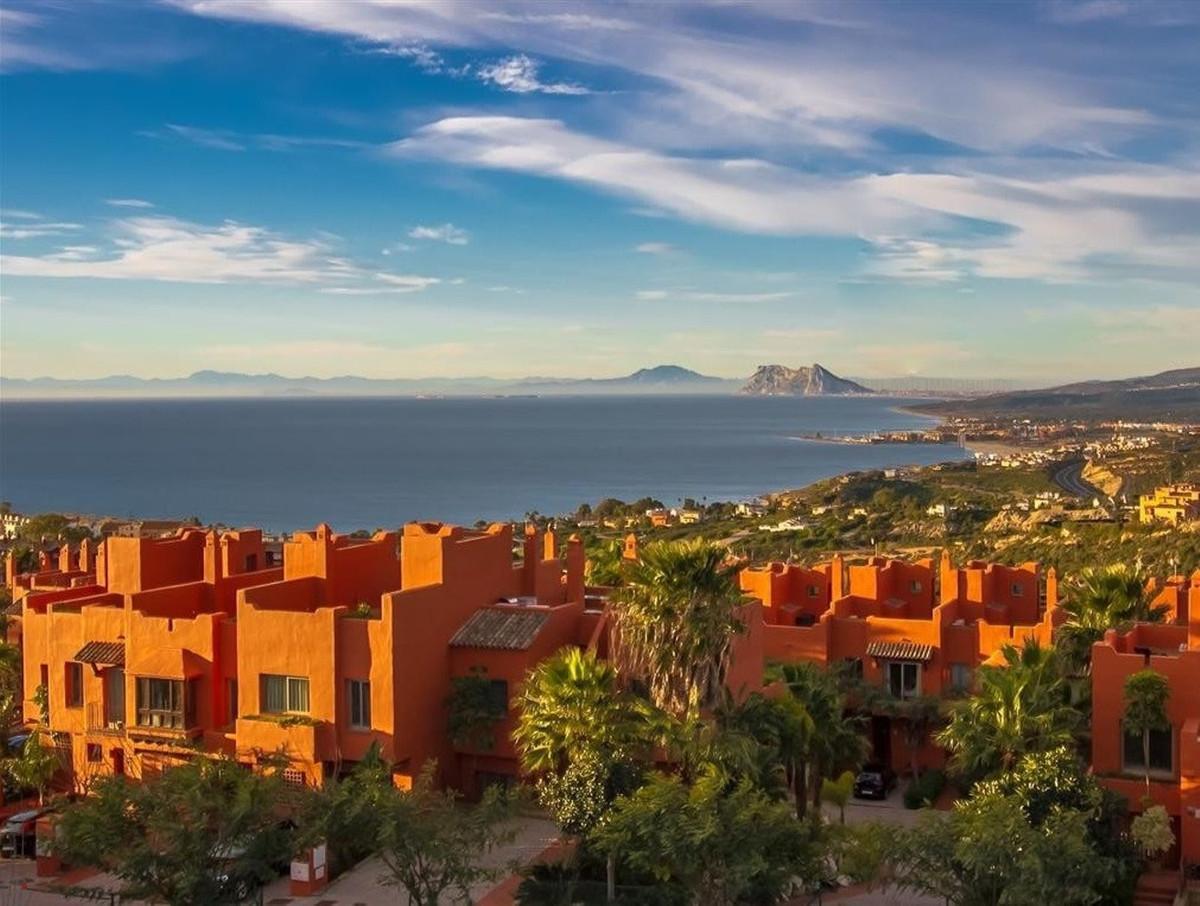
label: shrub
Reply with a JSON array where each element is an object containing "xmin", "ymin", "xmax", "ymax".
[{"xmin": 903, "ymin": 769, "xmax": 946, "ymax": 809}]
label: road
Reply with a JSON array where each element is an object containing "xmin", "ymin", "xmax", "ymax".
[{"xmin": 1051, "ymin": 458, "xmax": 1105, "ymax": 501}]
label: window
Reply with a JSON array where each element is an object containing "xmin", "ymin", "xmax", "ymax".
[
  {"xmin": 261, "ymin": 674, "xmax": 310, "ymax": 714},
  {"xmin": 65, "ymin": 662, "xmax": 83, "ymax": 709},
  {"xmin": 1123, "ymin": 726, "xmax": 1173, "ymax": 777},
  {"xmin": 135, "ymin": 678, "xmax": 187, "ymax": 729},
  {"xmin": 887, "ymin": 662, "xmax": 921, "ymax": 700},
  {"xmin": 909, "ymin": 580, "xmax": 923, "ymax": 593},
  {"xmin": 347, "ymin": 679, "xmax": 371, "ymax": 729},
  {"xmin": 245, "ymin": 553, "xmax": 257, "ymax": 572},
  {"xmin": 486, "ymin": 680, "xmax": 509, "ymax": 716},
  {"xmin": 807, "ymin": 584, "xmax": 821, "ymax": 598},
  {"xmin": 226, "ymin": 679, "xmax": 238, "ymax": 725},
  {"xmin": 1011, "ymin": 583, "xmax": 1023, "ymax": 597},
  {"xmin": 949, "ymin": 663, "xmax": 972, "ymax": 693},
  {"xmin": 86, "ymin": 743, "xmax": 102, "ymax": 763}
]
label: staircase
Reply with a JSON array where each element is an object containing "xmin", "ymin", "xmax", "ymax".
[{"xmin": 1133, "ymin": 871, "xmax": 1179, "ymax": 906}]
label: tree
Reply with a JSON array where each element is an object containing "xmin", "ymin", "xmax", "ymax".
[
  {"xmin": 6, "ymin": 727, "xmax": 60, "ymax": 805},
  {"xmin": 584, "ymin": 539, "xmax": 627, "ymax": 587},
  {"xmin": 937, "ymin": 640, "xmax": 1076, "ymax": 784},
  {"xmin": 375, "ymin": 764, "xmax": 514, "ymax": 906},
  {"xmin": 1057, "ymin": 565, "xmax": 1167, "ymax": 674},
  {"xmin": 892, "ymin": 747, "xmax": 1137, "ymax": 906},
  {"xmin": 298, "ymin": 743, "xmax": 392, "ymax": 878},
  {"xmin": 780, "ymin": 662, "xmax": 866, "ymax": 816},
  {"xmin": 821, "ymin": 770, "xmax": 855, "ymax": 824},
  {"xmin": 896, "ymin": 795, "xmax": 1119, "ymax": 906},
  {"xmin": 447, "ymin": 668, "xmax": 508, "ymax": 795},
  {"xmin": 513, "ymin": 647, "xmax": 649, "ymax": 776},
  {"xmin": 55, "ymin": 756, "xmax": 298, "ymax": 906},
  {"xmin": 1123, "ymin": 669, "xmax": 1171, "ymax": 795},
  {"xmin": 592, "ymin": 768, "xmax": 816, "ymax": 906},
  {"xmin": 610, "ymin": 540, "xmax": 746, "ymax": 717},
  {"xmin": 0, "ymin": 635, "xmax": 23, "ymax": 752}
]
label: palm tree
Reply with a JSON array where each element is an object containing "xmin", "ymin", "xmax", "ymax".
[
  {"xmin": 937, "ymin": 640, "xmax": 1077, "ymax": 784},
  {"xmin": 585, "ymin": 539, "xmax": 627, "ymax": 587},
  {"xmin": 1057, "ymin": 565, "xmax": 1168, "ymax": 674},
  {"xmin": 513, "ymin": 647, "xmax": 649, "ymax": 776},
  {"xmin": 610, "ymin": 540, "xmax": 746, "ymax": 717},
  {"xmin": 1123, "ymin": 669, "xmax": 1170, "ymax": 796},
  {"xmin": 780, "ymin": 662, "xmax": 867, "ymax": 817}
]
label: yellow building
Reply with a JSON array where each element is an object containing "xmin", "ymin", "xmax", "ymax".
[{"xmin": 1139, "ymin": 484, "xmax": 1200, "ymax": 526}]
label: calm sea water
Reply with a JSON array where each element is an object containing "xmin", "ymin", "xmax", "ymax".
[{"xmin": 0, "ymin": 396, "xmax": 964, "ymax": 532}]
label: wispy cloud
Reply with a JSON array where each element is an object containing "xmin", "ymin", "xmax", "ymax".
[
  {"xmin": 477, "ymin": 54, "xmax": 589, "ymax": 95},
  {"xmin": 0, "ymin": 213, "xmax": 438, "ymax": 290},
  {"xmin": 395, "ymin": 116, "xmax": 1200, "ymax": 284},
  {"xmin": 106, "ymin": 198, "xmax": 154, "ymax": 208},
  {"xmin": 0, "ymin": 211, "xmax": 83, "ymax": 240},
  {"xmin": 636, "ymin": 289, "xmax": 794, "ymax": 303},
  {"xmin": 634, "ymin": 242, "xmax": 677, "ymax": 255},
  {"xmin": 143, "ymin": 123, "xmax": 365, "ymax": 153},
  {"xmin": 407, "ymin": 223, "xmax": 469, "ymax": 245}
]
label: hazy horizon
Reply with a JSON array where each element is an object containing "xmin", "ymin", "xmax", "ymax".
[{"xmin": 2, "ymin": 1, "xmax": 1198, "ymax": 383}]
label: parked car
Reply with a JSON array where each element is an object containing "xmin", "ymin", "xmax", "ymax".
[
  {"xmin": 0, "ymin": 807, "xmax": 52, "ymax": 859},
  {"xmin": 853, "ymin": 764, "xmax": 896, "ymax": 800}
]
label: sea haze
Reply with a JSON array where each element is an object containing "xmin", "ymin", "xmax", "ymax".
[{"xmin": 0, "ymin": 396, "xmax": 965, "ymax": 532}]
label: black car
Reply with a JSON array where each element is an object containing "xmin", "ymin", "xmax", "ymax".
[{"xmin": 853, "ymin": 764, "xmax": 896, "ymax": 800}]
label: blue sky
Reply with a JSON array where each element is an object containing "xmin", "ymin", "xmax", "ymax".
[{"xmin": 1, "ymin": 0, "xmax": 1197, "ymax": 383}]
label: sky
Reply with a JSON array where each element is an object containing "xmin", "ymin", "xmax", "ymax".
[{"xmin": 0, "ymin": 0, "xmax": 1197, "ymax": 384}]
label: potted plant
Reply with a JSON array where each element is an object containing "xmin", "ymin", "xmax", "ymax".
[{"xmin": 1130, "ymin": 804, "xmax": 1174, "ymax": 869}]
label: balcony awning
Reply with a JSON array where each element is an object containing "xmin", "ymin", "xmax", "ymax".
[
  {"xmin": 450, "ymin": 608, "xmax": 549, "ymax": 651},
  {"xmin": 73, "ymin": 640, "xmax": 125, "ymax": 667},
  {"xmin": 866, "ymin": 640, "xmax": 934, "ymax": 662}
]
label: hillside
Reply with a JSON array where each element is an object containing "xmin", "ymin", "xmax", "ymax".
[
  {"xmin": 740, "ymin": 363, "xmax": 873, "ymax": 396},
  {"xmin": 913, "ymin": 367, "xmax": 1200, "ymax": 420}
]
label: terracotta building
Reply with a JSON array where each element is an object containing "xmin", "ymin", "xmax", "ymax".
[
  {"xmin": 740, "ymin": 551, "xmax": 1060, "ymax": 771},
  {"xmin": 1090, "ymin": 573, "xmax": 1200, "ymax": 871},
  {"xmin": 11, "ymin": 522, "xmax": 604, "ymax": 793}
]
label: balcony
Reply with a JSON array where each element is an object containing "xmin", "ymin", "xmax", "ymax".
[
  {"xmin": 85, "ymin": 703, "xmax": 125, "ymax": 736},
  {"xmin": 236, "ymin": 715, "xmax": 326, "ymax": 765}
]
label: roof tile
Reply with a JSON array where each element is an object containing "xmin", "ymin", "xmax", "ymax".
[{"xmin": 449, "ymin": 608, "xmax": 549, "ymax": 651}]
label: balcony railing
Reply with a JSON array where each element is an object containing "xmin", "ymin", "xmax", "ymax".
[{"xmin": 85, "ymin": 702, "xmax": 125, "ymax": 736}]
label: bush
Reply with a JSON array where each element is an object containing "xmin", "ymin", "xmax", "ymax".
[{"xmin": 903, "ymin": 769, "xmax": 946, "ymax": 809}]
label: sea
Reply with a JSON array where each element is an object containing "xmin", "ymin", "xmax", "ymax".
[{"xmin": 0, "ymin": 396, "xmax": 966, "ymax": 533}]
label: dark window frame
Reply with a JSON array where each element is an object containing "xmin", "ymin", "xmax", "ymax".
[
  {"xmin": 65, "ymin": 661, "xmax": 84, "ymax": 709},
  {"xmin": 347, "ymin": 679, "xmax": 371, "ymax": 729}
]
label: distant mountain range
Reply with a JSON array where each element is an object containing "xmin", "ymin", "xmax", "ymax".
[
  {"xmin": 740, "ymin": 363, "xmax": 873, "ymax": 396},
  {"xmin": 912, "ymin": 366, "xmax": 1200, "ymax": 420},
  {"xmin": 0, "ymin": 365, "xmax": 741, "ymax": 399}
]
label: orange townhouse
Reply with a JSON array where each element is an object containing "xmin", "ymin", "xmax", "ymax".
[
  {"xmin": 235, "ymin": 521, "xmax": 601, "ymax": 792},
  {"xmin": 740, "ymin": 550, "xmax": 1060, "ymax": 772},
  {"xmin": 1090, "ymin": 572, "xmax": 1200, "ymax": 872},
  {"xmin": 13, "ymin": 521, "xmax": 605, "ymax": 793}
]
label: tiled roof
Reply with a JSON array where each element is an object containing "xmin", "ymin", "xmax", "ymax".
[
  {"xmin": 449, "ymin": 608, "xmax": 549, "ymax": 650},
  {"xmin": 73, "ymin": 640, "xmax": 125, "ymax": 666},
  {"xmin": 866, "ymin": 640, "xmax": 934, "ymax": 662}
]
